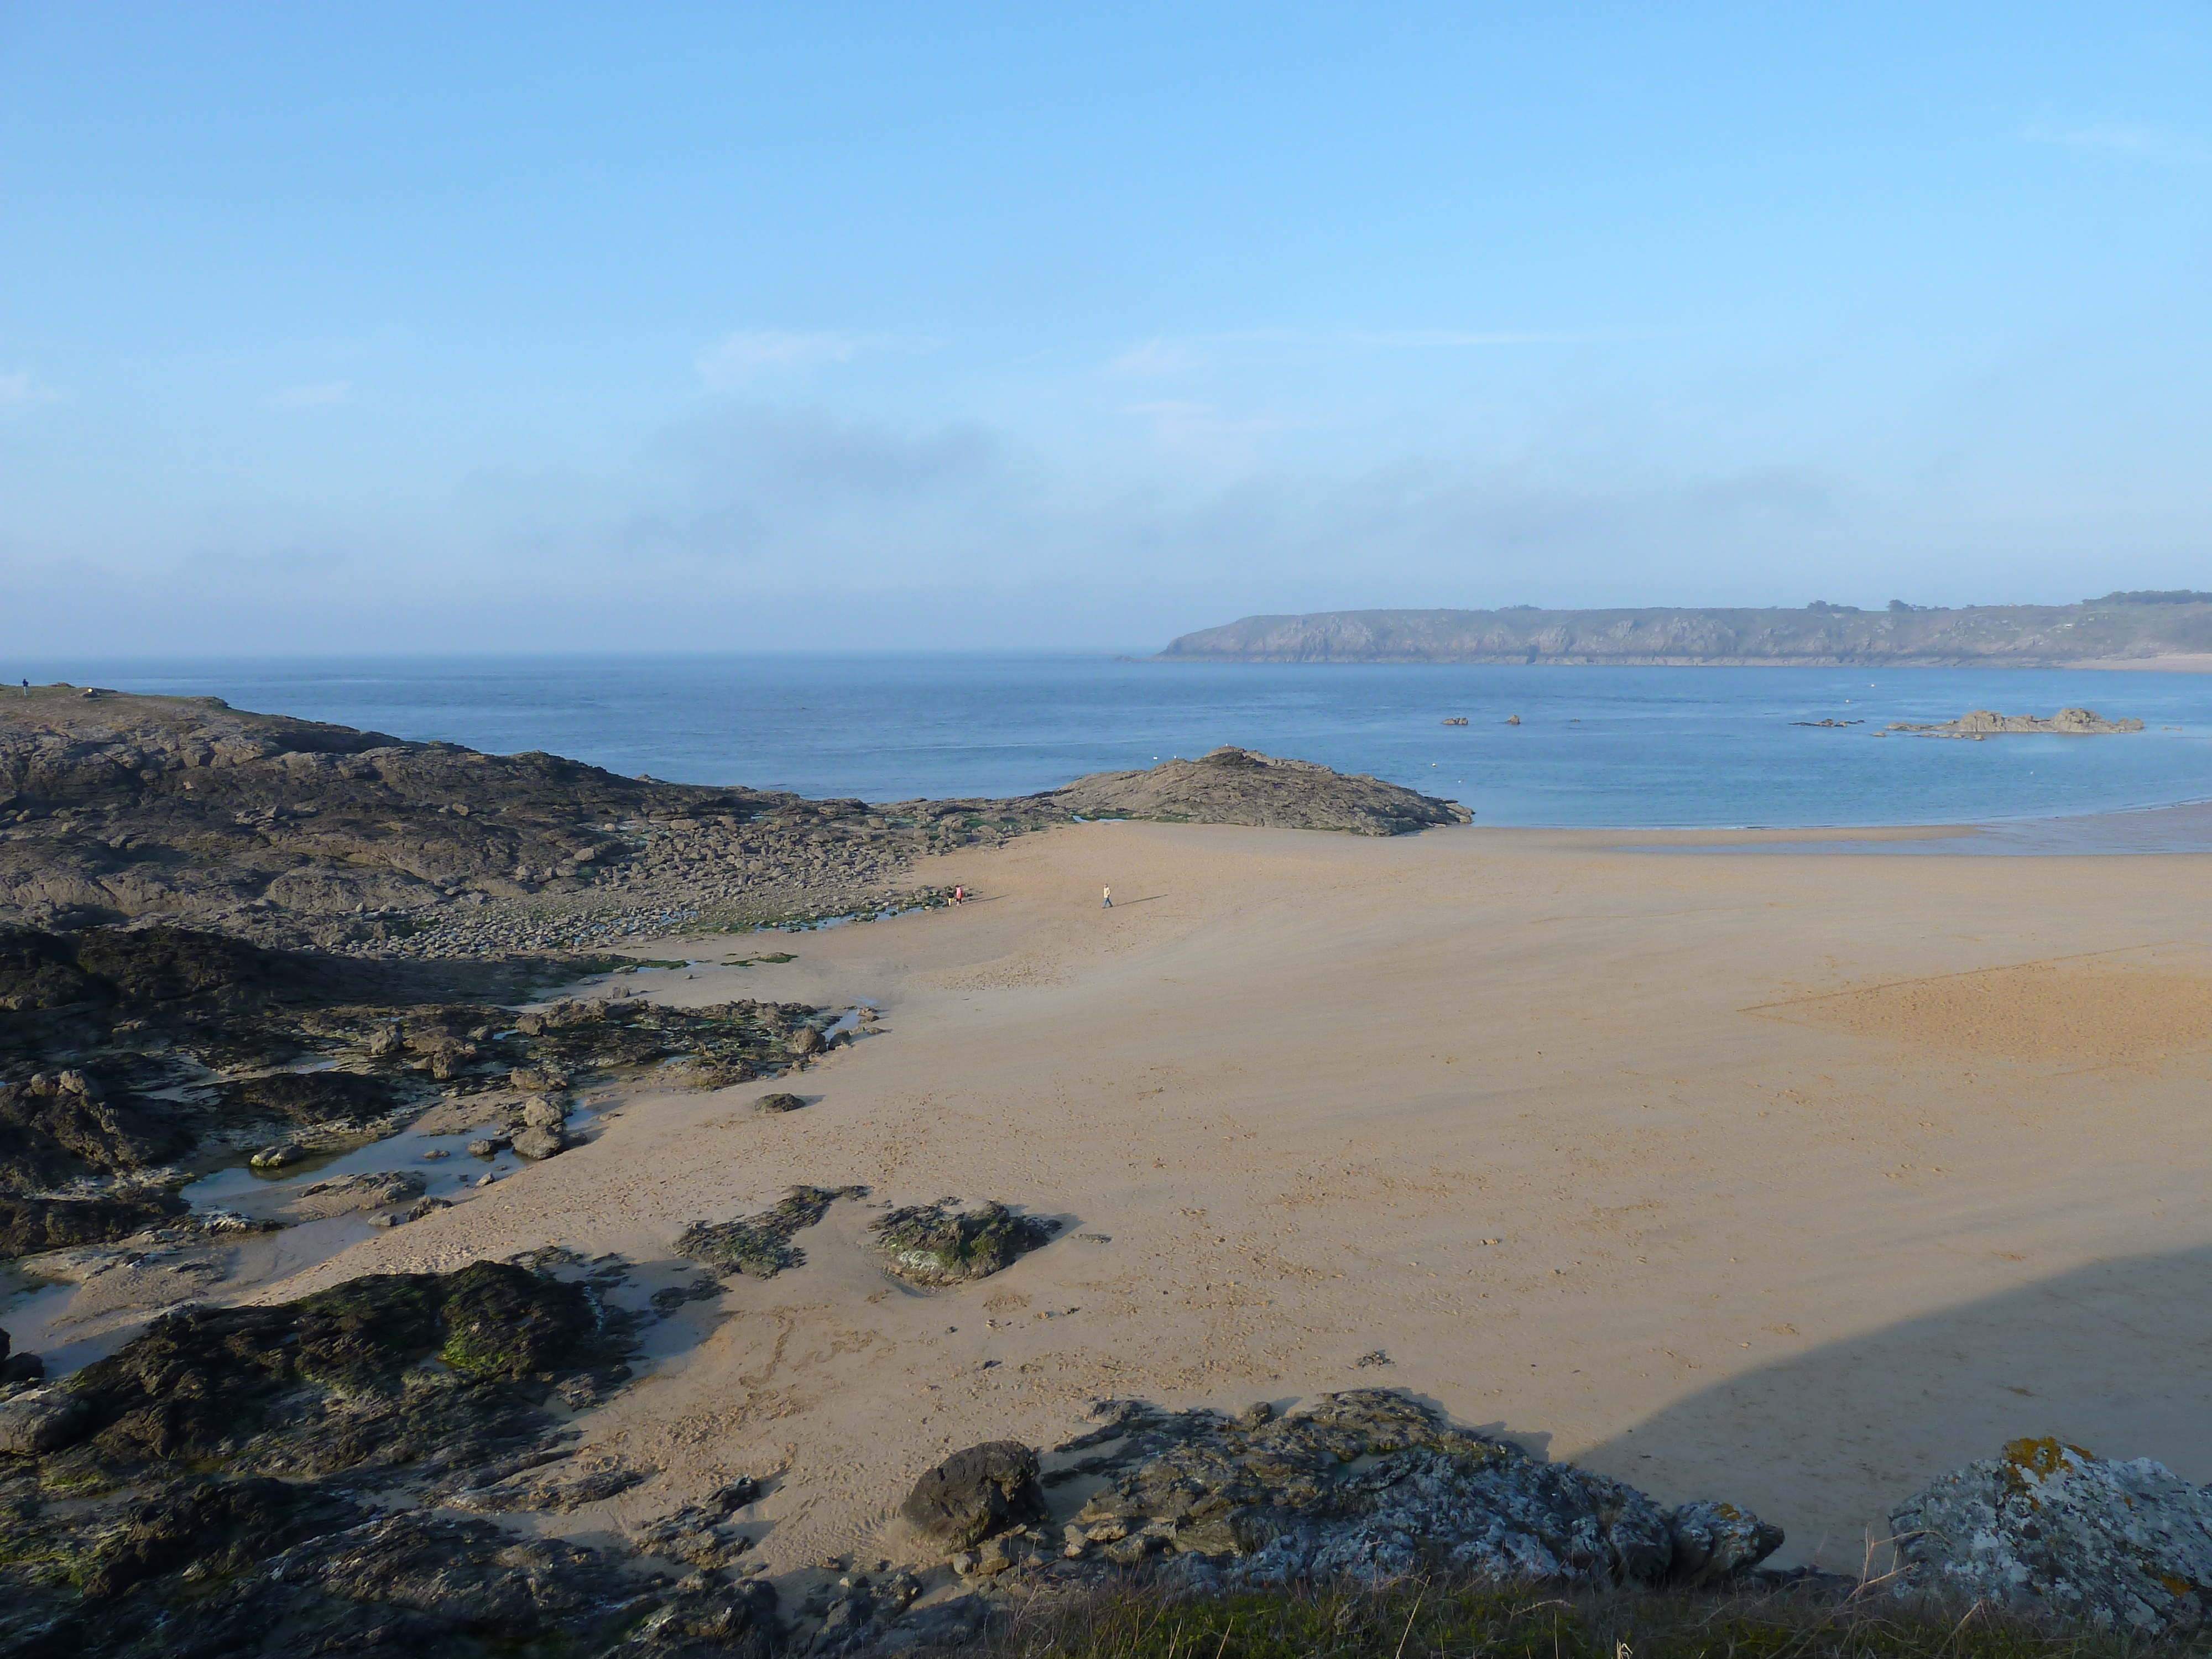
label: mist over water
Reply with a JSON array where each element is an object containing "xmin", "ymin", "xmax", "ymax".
[{"xmin": 21, "ymin": 654, "xmax": 2212, "ymax": 831}]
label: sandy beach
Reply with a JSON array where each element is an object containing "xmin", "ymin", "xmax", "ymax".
[{"xmin": 257, "ymin": 818, "xmax": 2212, "ymax": 1576}]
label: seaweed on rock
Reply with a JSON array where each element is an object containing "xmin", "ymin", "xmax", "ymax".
[
  {"xmin": 675, "ymin": 1184, "xmax": 869, "ymax": 1279},
  {"xmin": 869, "ymin": 1201, "xmax": 1059, "ymax": 1286}
]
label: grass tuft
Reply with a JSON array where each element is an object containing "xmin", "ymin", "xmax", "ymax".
[{"xmin": 973, "ymin": 1579, "xmax": 2208, "ymax": 1659}]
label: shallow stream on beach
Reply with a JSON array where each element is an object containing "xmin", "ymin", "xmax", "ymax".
[{"xmin": 25, "ymin": 653, "xmax": 2212, "ymax": 831}]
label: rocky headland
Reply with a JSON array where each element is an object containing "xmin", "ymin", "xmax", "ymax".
[
  {"xmin": 1159, "ymin": 596, "xmax": 2212, "ymax": 666},
  {"xmin": 0, "ymin": 688, "xmax": 1467, "ymax": 957}
]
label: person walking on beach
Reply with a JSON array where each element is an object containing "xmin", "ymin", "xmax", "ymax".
[
  {"xmin": 1102, "ymin": 885, "xmax": 1112, "ymax": 909},
  {"xmin": 952, "ymin": 885, "xmax": 965, "ymax": 906}
]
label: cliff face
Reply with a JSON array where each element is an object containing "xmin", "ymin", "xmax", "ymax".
[{"xmin": 1157, "ymin": 603, "xmax": 2212, "ymax": 665}]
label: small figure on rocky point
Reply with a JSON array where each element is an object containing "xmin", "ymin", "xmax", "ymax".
[
  {"xmin": 1102, "ymin": 885, "xmax": 1112, "ymax": 909},
  {"xmin": 952, "ymin": 885, "xmax": 965, "ymax": 905}
]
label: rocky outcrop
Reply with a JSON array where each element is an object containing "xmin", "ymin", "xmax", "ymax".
[
  {"xmin": 0, "ymin": 688, "xmax": 1063, "ymax": 950},
  {"xmin": 1160, "ymin": 601, "xmax": 2212, "ymax": 666},
  {"xmin": 0, "ymin": 923, "xmax": 835, "ymax": 1256},
  {"xmin": 1893, "ymin": 1438, "xmax": 2212, "ymax": 1632},
  {"xmin": 676, "ymin": 1183, "xmax": 870, "ymax": 1279},
  {"xmin": 1045, "ymin": 748, "xmax": 1469, "ymax": 837},
  {"xmin": 1885, "ymin": 707, "xmax": 2145, "ymax": 736},
  {"xmin": 936, "ymin": 1390, "xmax": 1784, "ymax": 1592},
  {"xmin": 869, "ymin": 1202, "xmax": 1059, "ymax": 1286},
  {"xmin": 0, "ymin": 1255, "xmax": 790, "ymax": 1659}
]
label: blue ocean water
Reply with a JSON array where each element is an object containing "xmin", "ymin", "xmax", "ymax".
[{"xmin": 17, "ymin": 654, "xmax": 2212, "ymax": 831}]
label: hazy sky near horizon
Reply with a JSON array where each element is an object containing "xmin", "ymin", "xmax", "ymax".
[{"xmin": 4, "ymin": 3, "xmax": 2209, "ymax": 655}]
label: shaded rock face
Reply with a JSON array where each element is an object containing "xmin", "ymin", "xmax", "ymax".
[
  {"xmin": 1045, "ymin": 747, "xmax": 1470, "ymax": 837},
  {"xmin": 676, "ymin": 1183, "xmax": 870, "ymax": 1279},
  {"xmin": 902, "ymin": 1440, "xmax": 1050, "ymax": 1550},
  {"xmin": 0, "ymin": 1191, "xmax": 186, "ymax": 1256},
  {"xmin": 1893, "ymin": 1438, "xmax": 2212, "ymax": 1632},
  {"xmin": 0, "ymin": 1257, "xmax": 777, "ymax": 1659},
  {"xmin": 869, "ymin": 1202, "xmax": 1058, "ymax": 1286},
  {"xmin": 1039, "ymin": 1390, "xmax": 1781, "ymax": 1590}
]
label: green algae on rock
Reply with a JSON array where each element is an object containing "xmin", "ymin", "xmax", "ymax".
[
  {"xmin": 675, "ymin": 1183, "xmax": 869, "ymax": 1279},
  {"xmin": 869, "ymin": 1201, "xmax": 1059, "ymax": 1286}
]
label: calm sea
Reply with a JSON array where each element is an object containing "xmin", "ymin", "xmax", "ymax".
[{"xmin": 17, "ymin": 654, "xmax": 2212, "ymax": 833}]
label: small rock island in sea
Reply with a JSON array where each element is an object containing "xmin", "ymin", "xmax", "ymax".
[{"xmin": 1885, "ymin": 706, "xmax": 2145, "ymax": 737}]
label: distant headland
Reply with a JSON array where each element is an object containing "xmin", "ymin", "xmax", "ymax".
[{"xmin": 1158, "ymin": 592, "xmax": 2212, "ymax": 667}]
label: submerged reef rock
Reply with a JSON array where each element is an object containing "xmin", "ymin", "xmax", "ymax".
[
  {"xmin": 1892, "ymin": 1437, "xmax": 2212, "ymax": 1632},
  {"xmin": 869, "ymin": 1201, "xmax": 1058, "ymax": 1286},
  {"xmin": 1045, "ymin": 746, "xmax": 1470, "ymax": 836},
  {"xmin": 1887, "ymin": 707, "xmax": 2145, "ymax": 736},
  {"xmin": 675, "ymin": 1183, "xmax": 869, "ymax": 1279},
  {"xmin": 1021, "ymin": 1389, "xmax": 1781, "ymax": 1589}
]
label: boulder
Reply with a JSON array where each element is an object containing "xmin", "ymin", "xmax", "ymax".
[
  {"xmin": 787, "ymin": 1026, "xmax": 824, "ymax": 1056},
  {"xmin": 249, "ymin": 1141, "xmax": 309, "ymax": 1169},
  {"xmin": 1893, "ymin": 1438, "xmax": 2212, "ymax": 1631},
  {"xmin": 0, "ymin": 1386, "xmax": 90, "ymax": 1455},
  {"xmin": 1667, "ymin": 1499, "xmax": 1786, "ymax": 1587},
  {"xmin": 509, "ymin": 1066, "xmax": 570, "ymax": 1093},
  {"xmin": 901, "ymin": 1439, "xmax": 1048, "ymax": 1550},
  {"xmin": 511, "ymin": 1125, "xmax": 565, "ymax": 1160},
  {"xmin": 518, "ymin": 1094, "xmax": 568, "ymax": 1128},
  {"xmin": 870, "ymin": 1202, "xmax": 1058, "ymax": 1286},
  {"xmin": 753, "ymin": 1092, "xmax": 805, "ymax": 1113}
]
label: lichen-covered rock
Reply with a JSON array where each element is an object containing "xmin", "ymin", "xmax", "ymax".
[
  {"xmin": 902, "ymin": 1441, "xmax": 1049, "ymax": 1549},
  {"xmin": 676, "ymin": 1184, "xmax": 868, "ymax": 1278},
  {"xmin": 1050, "ymin": 1390, "xmax": 1780, "ymax": 1589},
  {"xmin": 753, "ymin": 1091, "xmax": 805, "ymax": 1113},
  {"xmin": 1667, "ymin": 1499, "xmax": 1786, "ymax": 1587},
  {"xmin": 869, "ymin": 1202, "xmax": 1057, "ymax": 1286},
  {"xmin": 1892, "ymin": 1437, "xmax": 2212, "ymax": 1631}
]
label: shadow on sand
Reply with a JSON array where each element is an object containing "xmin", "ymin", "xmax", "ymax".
[{"xmin": 1575, "ymin": 1245, "xmax": 2212, "ymax": 1573}]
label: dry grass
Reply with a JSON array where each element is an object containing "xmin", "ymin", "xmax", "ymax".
[{"xmin": 977, "ymin": 1579, "xmax": 2206, "ymax": 1659}]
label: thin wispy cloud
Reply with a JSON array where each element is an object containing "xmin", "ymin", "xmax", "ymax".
[
  {"xmin": 1347, "ymin": 329, "xmax": 1599, "ymax": 348},
  {"xmin": 273, "ymin": 380, "xmax": 351, "ymax": 407},
  {"xmin": 0, "ymin": 369, "xmax": 62, "ymax": 403},
  {"xmin": 2021, "ymin": 123, "xmax": 2210, "ymax": 163},
  {"xmin": 696, "ymin": 328, "xmax": 929, "ymax": 392}
]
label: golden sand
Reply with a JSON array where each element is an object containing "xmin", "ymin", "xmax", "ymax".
[{"xmin": 270, "ymin": 822, "xmax": 2212, "ymax": 1573}]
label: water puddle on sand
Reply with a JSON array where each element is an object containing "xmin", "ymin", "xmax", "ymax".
[{"xmin": 3, "ymin": 1092, "xmax": 622, "ymax": 1376}]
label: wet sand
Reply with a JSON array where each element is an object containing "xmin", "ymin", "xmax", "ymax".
[{"xmin": 260, "ymin": 820, "xmax": 2212, "ymax": 1574}]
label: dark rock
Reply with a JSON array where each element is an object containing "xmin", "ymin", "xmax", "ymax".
[
  {"xmin": 753, "ymin": 1091, "xmax": 805, "ymax": 1113},
  {"xmin": 901, "ymin": 1440, "xmax": 1048, "ymax": 1550},
  {"xmin": 0, "ymin": 1191, "xmax": 186, "ymax": 1257},
  {"xmin": 216, "ymin": 1069, "xmax": 397, "ymax": 1124},
  {"xmin": 1, "ymin": 1353, "xmax": 44, "ymax": 1384},
  {"xmin": 787, "ymin": 1025, "xmax": 824, "ymax": 1056},
  {"xmin": 58, "ymin": 1260, "xmax": 615, "ymax": 1474},
  {"xmin": 0, "ymin": 1387, "xmax": 91, "ymax": 1454},
  {"xmin": 1667, "ymin": 1499, "xmax": 1786, "ymax": 1587},
  {"xmin": 0, "ymin": 1073, "xmax": 191, "ymax": 1191},
  {"xmin": 247, "ymin": 1141, "xmax": 307, "ymax": 1170},
  {"xmin": 869, "ymin": 1202, "xmax": 1058, "ymax": 1286},
  {"xmin": 82, "ymin": 1474, "xmax": 363, "ymax": 1598},
  {"xmin": 676, "ymin": 1183, "xmax": 868, "ymax": 1279},
  {"xmin": 466, "ymin": 1134, "xmax": 510, "ymax": 1157}
]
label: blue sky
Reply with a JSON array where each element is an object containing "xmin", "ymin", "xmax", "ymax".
[{"xmin": 3, "ymin": 3, "xmax": 2208, "ymax": 653}]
